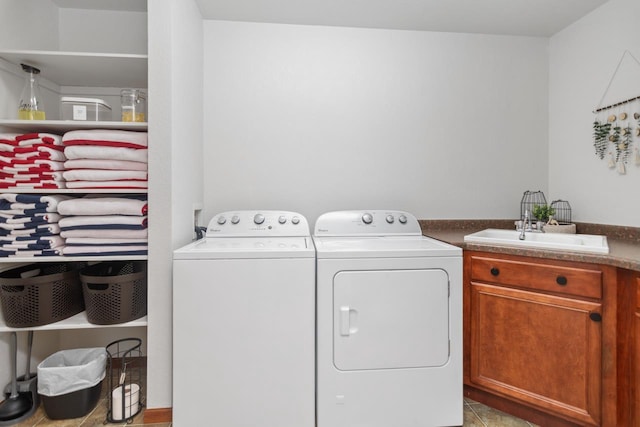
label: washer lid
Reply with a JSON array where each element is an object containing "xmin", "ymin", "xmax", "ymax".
[
  {"xmin": 314, "ymin": 235, "xmax": 461, "ymax": 258},
  {"xmin": 173, "ymin": 236, "xmax": 315, "ymax": 259}
]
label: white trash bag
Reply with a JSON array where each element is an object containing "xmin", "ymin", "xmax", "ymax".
[{"xmin": 37, "ymin": 348, "xmax": 107, "ymax": 397}]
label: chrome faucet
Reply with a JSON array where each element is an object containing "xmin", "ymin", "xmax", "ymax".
[{"xmin": 519, "ymin": 210, "xmax": 532, "ymax": 240}]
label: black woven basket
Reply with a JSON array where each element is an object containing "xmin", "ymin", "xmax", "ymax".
[
  {"xmin": 80, "ymin": 261, "xmax": 147, "ymax": 325},
  {"xmin": 0, "ymin": 263, "xmax": 85, "ymax": 328}
]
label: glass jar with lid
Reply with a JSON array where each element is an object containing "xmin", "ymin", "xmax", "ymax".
[{"xmin": 120, "ymin": 89, "xmax": 147, "ymax": 122}]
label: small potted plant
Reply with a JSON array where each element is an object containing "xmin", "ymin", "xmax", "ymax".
[
  {"xmin": 532, "ymin": 204, "xmax": 576, "ymax": 234},
  {"xmin": 532, "ymin": 204, "xmax": 555, "ymax": 223}
]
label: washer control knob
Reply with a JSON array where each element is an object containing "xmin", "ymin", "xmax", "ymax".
[
  {"xmin": 253, "ymin": 213, "xmax": 265, "ymax": 225},
  {"xmin": 217, "ymin": 216, "xmax": 226, "ymax": 225},
  {"xmin": 278, "ymin": 215, "xmax": 287, "ymax": 224},
  {"xmin": 386, "ymin": 215, "xmax": 395, "ymax": 224},
  {"xmin": 231, "ymin": 215, "xmax": 240, "ymax": 224},
  {"xmin": 398, "ymin": 214, "xmax": 407, "ymax": 224},
  {"xmin": 291, "ymin": 216, "xmax": 300, "ymax": 225},
  {"xmin": 362, "ymin": 213, "xmax": 373, "ymax": 224}
]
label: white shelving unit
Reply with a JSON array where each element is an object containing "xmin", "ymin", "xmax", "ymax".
[
  {"xmin": 0, "ymin": 50, "xmax": 147, "ymax": 88},
  {"xmin": 0, "ymin": 119, "xmax": 147, "ymax": 134},
  {"xmin": 0, "ymin": 3, "xmax": 150, "ymax": 333},
  {"xmin": 0, "ymin": 313, "xmax": 148, "ymax": 333}
]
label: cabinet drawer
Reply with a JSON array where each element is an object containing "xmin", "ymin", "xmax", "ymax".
[
  {"xmin": 470, "ymin": 255, "xmax": 602, "ymax": 299},
  {"xmin": 636, "ymin": 278, "xmax": 640, "ymax": 310}
]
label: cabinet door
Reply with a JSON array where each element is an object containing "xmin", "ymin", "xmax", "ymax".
[
  {"xmin": 470, "ymin": 282, "xmax": 602, "ymax": 426},
  {"xmin": 634, "ymin": 278, "xmax": 640, "ymax": 426}
]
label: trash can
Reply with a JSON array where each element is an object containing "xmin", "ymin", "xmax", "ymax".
[{"xmin": 37, "ymin": 348, "xmax": 107, "ymax": 420}]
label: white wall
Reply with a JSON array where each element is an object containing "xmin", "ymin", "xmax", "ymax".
[
  {"xmin": 148, "ymin": 0, "xmax": 204, "ymax": 410},
  {"xmin": 58, "ymin": 8, "xmax": 147, "ymax": 54},
  {"xmin": 202, "ymin": 21, "xmax": 549, "ymax": 225},
  {"xmin": 0, "ymin": 0, "xmax": 59, "ymax": 50},
  {"xmin": 549, "ymin": 0, "xmax": 640, "ymax": 226}
]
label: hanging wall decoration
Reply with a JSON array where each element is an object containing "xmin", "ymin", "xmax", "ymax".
[{"xmin": 592, "ymin": 50, "xmax": 640, "ymax": 174}]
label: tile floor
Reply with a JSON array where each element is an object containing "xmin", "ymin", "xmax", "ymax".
[
  {"xmin": 464, "ymin": 399, "xmax": 539, "ymax": 426},
  {"xmin": 7, "ymin": 397, "xmax": 534, "ymax": 427},
  {"xmin": 8, "ymin": 387, "xmax": 170, "ymax": 427}
]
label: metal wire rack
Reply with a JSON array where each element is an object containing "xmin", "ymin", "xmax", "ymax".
[
  {"xmin": 550, "ymin": 200, "xmax": 572, "ymax": 224},
  {"xmin": 105, "ymin": 338, "xmax": 144, "ymax": 424},
  {"xmin": 520, "ymin": 190, "xmax": 547, "ymax": 219}
]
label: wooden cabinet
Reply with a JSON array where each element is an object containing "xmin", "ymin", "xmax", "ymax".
[
  {"xmin": 635, "ymin": 277, "xmax": 640, "ymax": 426},
  {"xmin": 464, "ymin": 251, "xmax": 618, "ymax": 427}
]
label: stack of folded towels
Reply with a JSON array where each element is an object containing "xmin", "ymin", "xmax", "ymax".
[
  {"xmin": 0, "ymin": 133, "xmax": 67, "ymax": 189},
  {"xmin": 62, "ymin": 129, "xmax": 148, "ymax": 189},
  {"xmin": 0, "ymin": 193, "xmax": 70, "ymax": 257},
  {"xmin": 58, "ymin": 196, "xmax": 148, "ymax": 256}
]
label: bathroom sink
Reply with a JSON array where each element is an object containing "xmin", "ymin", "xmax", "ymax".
[{"xmin": 463, "ymin": 228, "xmax": 609, "ymax": 254}]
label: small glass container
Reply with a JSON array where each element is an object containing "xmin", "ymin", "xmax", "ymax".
[
  {"xmin": 18, "ymin": 63, "xmax": 46, "ymax": 120},
  {"xmin": 120, "ymin": 89, "xmax": 147, "ymax": 122}
]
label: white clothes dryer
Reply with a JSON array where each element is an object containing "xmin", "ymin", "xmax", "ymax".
[
  {"xmin": 172, "ymin": 211, "xmax": 315, "ymax": 427},
  {"xmin": 314, "ymin": 210, "xmax": 463, "ymax": 427}
]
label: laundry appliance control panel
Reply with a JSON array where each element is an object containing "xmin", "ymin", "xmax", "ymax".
[
  {"xmin": 314, "ymin": 210, "xmax": 422, "ymax": 237},
  {"xmin": 206, "ymin": 211, "xmax": 310, "ymax": 237}
]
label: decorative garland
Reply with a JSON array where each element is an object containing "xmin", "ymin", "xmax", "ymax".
[
  {"xmin": 591, "ymin": 50, "xmax": 640, "ymax": 174},
  {"xmin": 592, "ymin": 105, "xmax": 640, "ymax": 174}
]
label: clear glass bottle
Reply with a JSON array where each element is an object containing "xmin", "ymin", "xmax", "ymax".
[
  {"xmin": 120, "ymin": 89, "xmax": 147, "ymax": 122},
  {"xmin": 18, "ymin": 63, "xmax": 46, "ymax": 120}
]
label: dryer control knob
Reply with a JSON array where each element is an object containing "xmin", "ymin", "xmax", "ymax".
[
  {"xmin": 398, "ymin": 214, "xmax": 407, "ymax": 224},
  {"xmin": 386, "ymin": 215, "xmax": 395, "ymax": 224},
  {"xmin": 291, "ymin": 216, "xmax": 300, "ymax": 225},
  {"xmin": 231, "ymin": 215, "xmax": 240, "ymax": 224},
  {"xmin": 362, "ymin": 213, "xmax": 373, "ymax": 224},
  {"xmin": 254, "ymin": 213, "xmax": 265, "ymax": 225},
  {"xmin": 278, "ymin": 215, "xmax": 287, "ymax": 224},
  {"xmin": 217, "ymin": 216, "xmax": 226, "ymax": 225}
]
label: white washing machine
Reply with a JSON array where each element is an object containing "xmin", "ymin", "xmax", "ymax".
[
  {"xmin": 172, "ymin": 211, "xmax": 315, "ymax": 427},
  {"xmin": 314, "ymin": 210, "xmax": 463, "ymax": 427}
]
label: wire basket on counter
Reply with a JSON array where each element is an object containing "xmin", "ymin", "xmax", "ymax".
[
  {"xmin": 550, "ymin": 200, "xmax": 572, "ymax": 224},
  {"xmin": 520, "ymin": 190, "xmax": 547, "ymax": 219}
]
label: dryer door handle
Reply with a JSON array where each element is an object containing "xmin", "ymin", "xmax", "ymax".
[{"xmin": 339, "ymin": 306, "xmax": 358, "ymax": 336}]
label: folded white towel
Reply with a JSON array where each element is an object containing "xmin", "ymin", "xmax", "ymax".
[
  {"xmin": 63, "ymin": 169, "xmax": 147, "ymax": 182},
  {"xmin": 16, "ymin": 133, "xmax": 63, "ymax": 146},
  {"xmin": 64, "ymin": 146, "xmax": 148, "ymax": 163},
  {"xmin": 2, "ymin": 236, "xmax": 65, "ymax": 249},
  {"xmin": 0, "ymin": 134, "xmax": 19, "ymax": 143},
  {"xmin": 65, "ymin": 237, "xmax": 148, "ymax": 245},
  {"xmin": 6, "ymin": 249, "xmax": 62, "ymax": 257},
  {"xmin": 62, "ymin": 245, "xmax": 147, "ymax": 255},
  {"xmin": 0, "ymin": 194, "xmax": 71, "ymax": 211},
  {"xmin": 64, "ymin": 159, "xmax": 147, "ymax": 171},
  {"xmin": 65, "ymin": 180, "xmax": 147, "ymax": 189},
  {"xmin": 59, "ymin": 215, "xmax": 147, "ymax": 229},
  {"xmin": 33, "ymin": 160, "xmax": 66, "ymax": 171},
  {"xmin": 40, "ymin": 147, "xmax": 66, "ymax": 161},
  {"xmin": 57, "ymin": 198, "xmax": 147, "ymax": 216},
  {"xmin": 3, "ymin": 213, "xmax": 62, "ymax": 224},
  {"xmin": 63, "ymin": 130, "xmax": 148, "ymax": 148},
  {"xmin": 12, "ymin": 181, "xmax": 67, "ymax": 189},
  {"xmin": 3, "ymin": 224, "xmax": 61, "ymax": 236},
  {"xmin": 60, "ymin": 228, "xmax": 148, "ymax": 239}
]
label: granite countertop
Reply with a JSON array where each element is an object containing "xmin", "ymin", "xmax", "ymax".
[{"xmin": 419, "ymin": 219, "xmax": 640, "ymax": 272}]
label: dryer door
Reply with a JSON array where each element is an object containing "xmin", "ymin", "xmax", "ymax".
[{"xmin": 333, "ymin": 269, "xmax": 449, "ymax": 371}]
